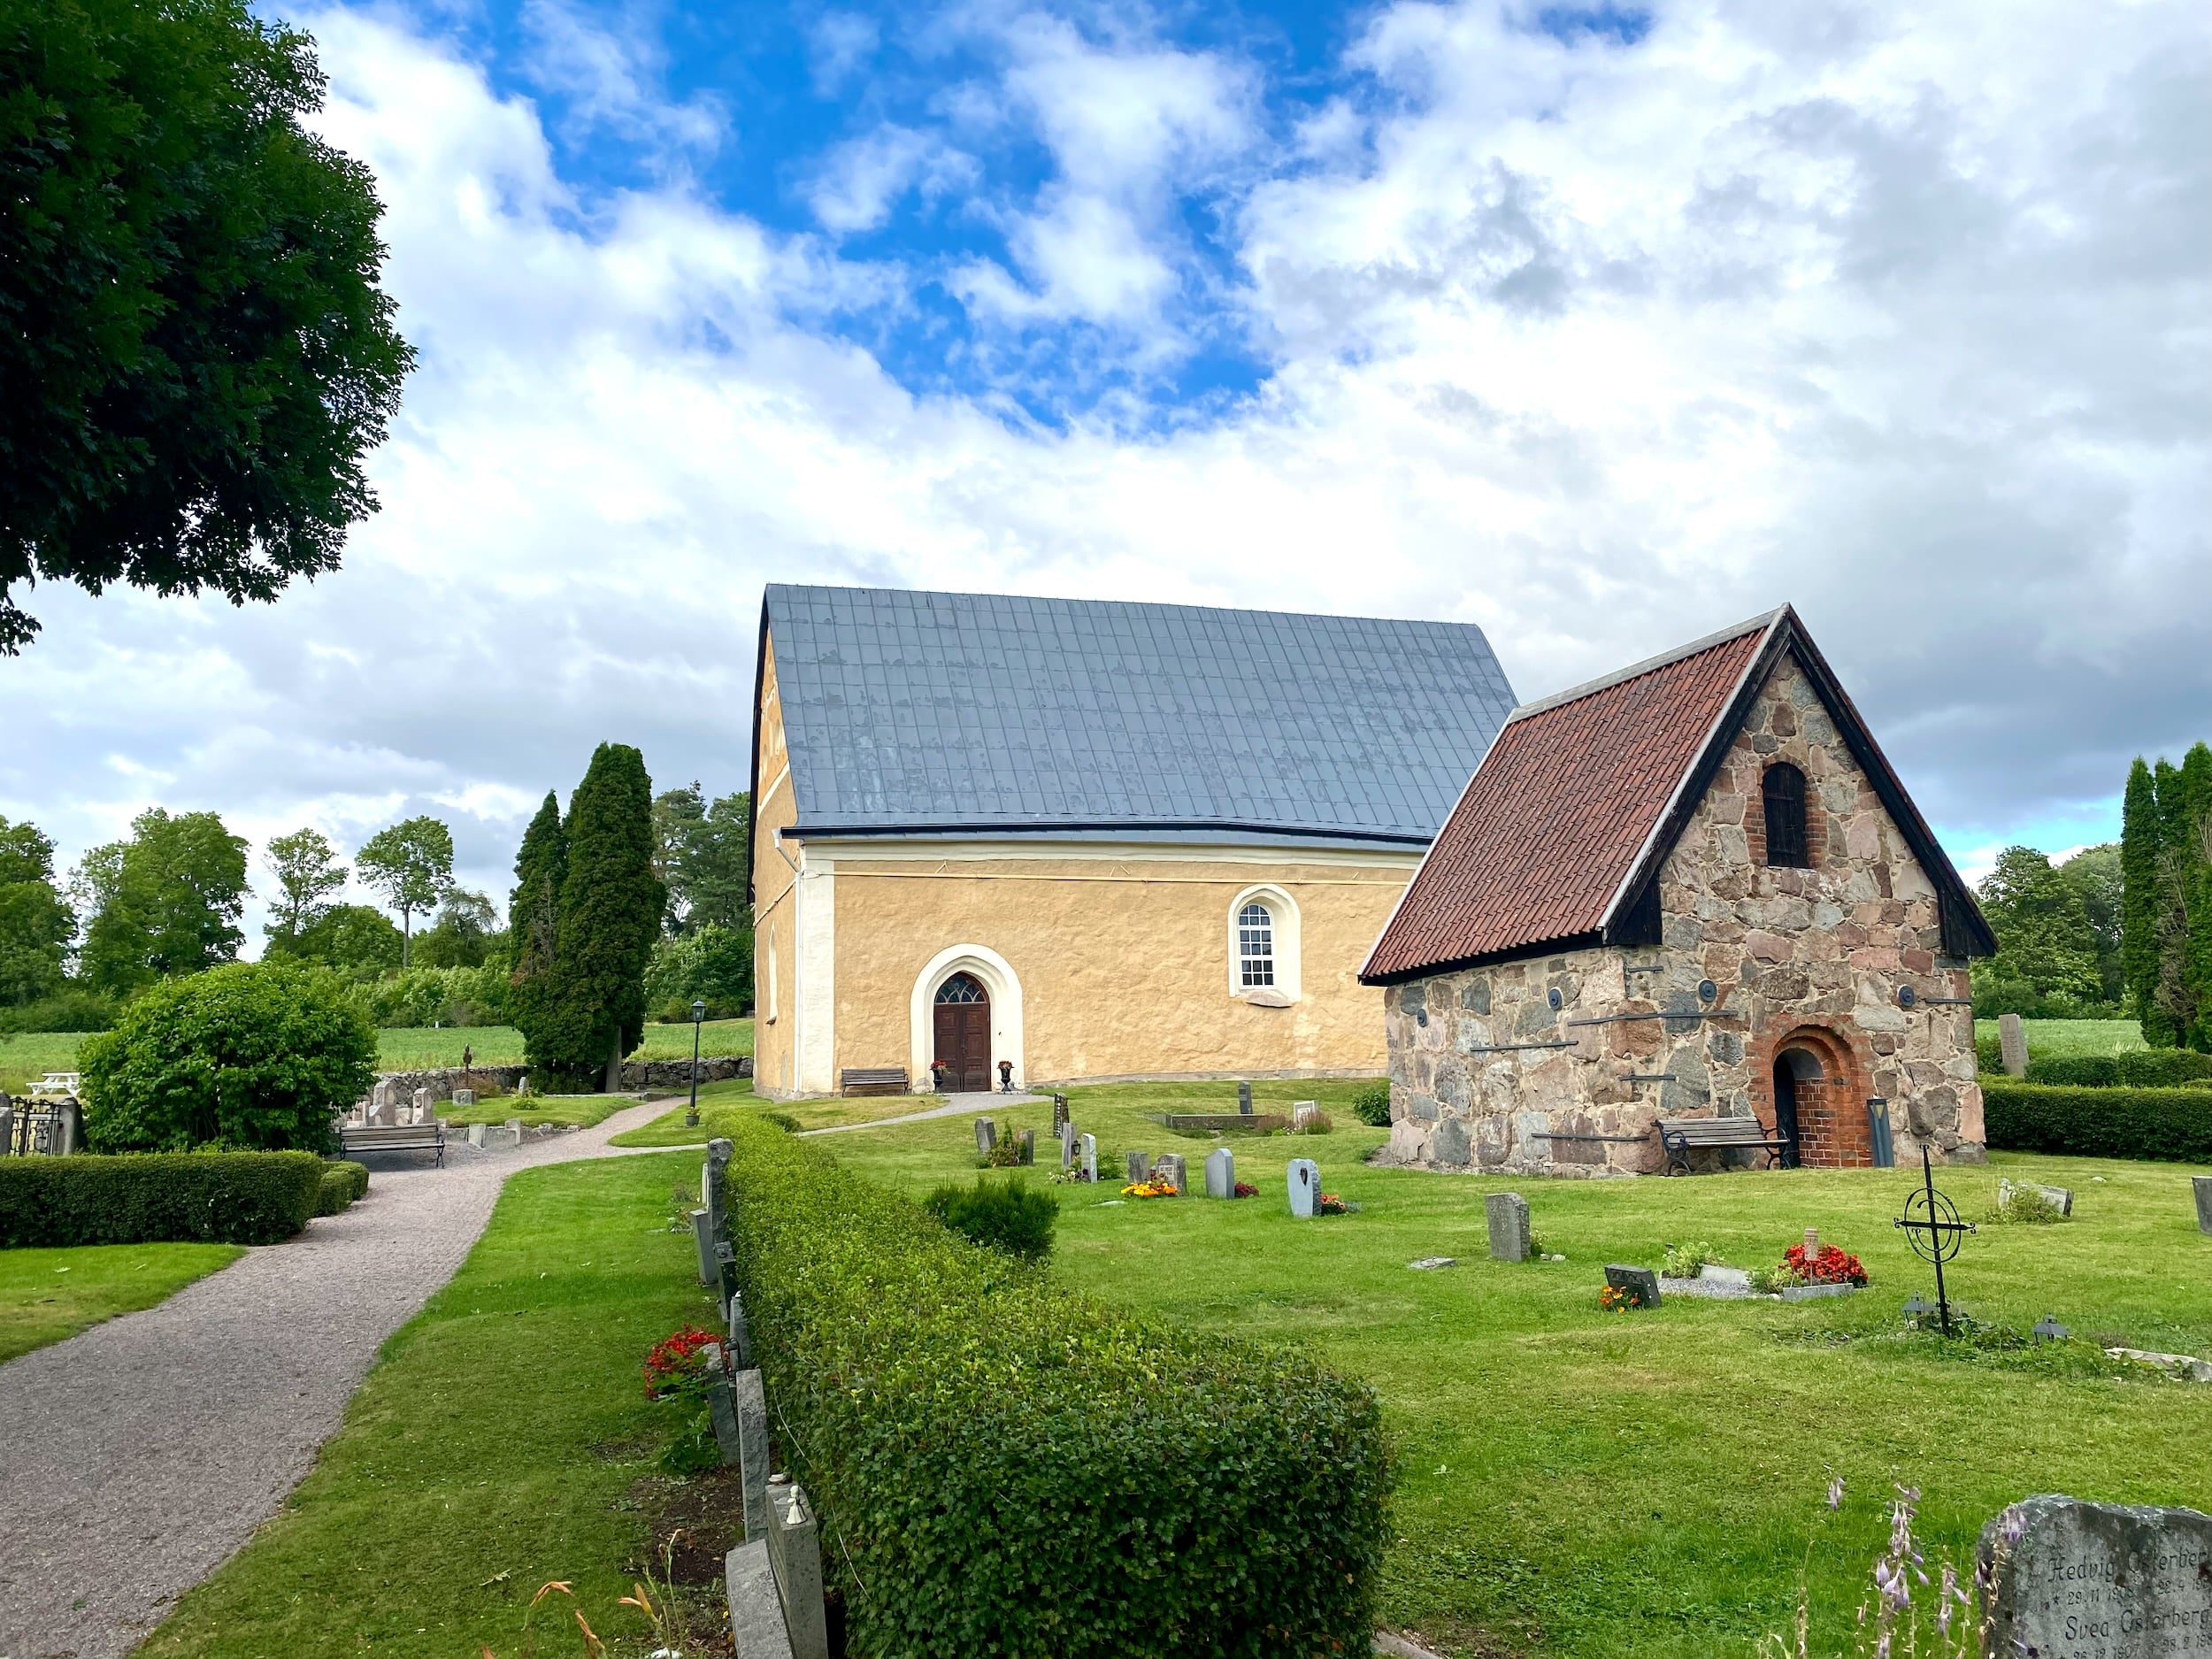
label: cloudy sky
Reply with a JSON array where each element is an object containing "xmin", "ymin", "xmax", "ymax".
[{"xmin": 2, "ymin": 0, "xmax": 2206, "ymax": 945}]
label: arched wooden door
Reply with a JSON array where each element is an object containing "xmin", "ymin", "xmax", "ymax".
[{"xmin": 933, "ymin": 973, "xmax": 992, "ymax": 1092}]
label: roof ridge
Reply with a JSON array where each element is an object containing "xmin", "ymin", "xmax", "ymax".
[
  {"xmin": 762, "ymin": 580, "xmax": 1475, "ymax": 634},
  {"xmin": 1501, "ymin": 606, "xmax": 1790, "ymax": 726}
]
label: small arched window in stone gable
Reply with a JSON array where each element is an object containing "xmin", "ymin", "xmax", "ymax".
[
  {"xmin": 1763, "ymin": 762, "xmax": 1809, "ymax": 868},
  {"xmin": 1237, "ymin": 902, "xmax": 1276, "ymax": 987}
]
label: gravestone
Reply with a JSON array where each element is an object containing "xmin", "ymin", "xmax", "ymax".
[
  {"xmin": 515, "ymin": 1074, "xmax": 531, "ymax": 1098},
  {"xmin": 1126, "ymin": 1150, "xmax": 1150, "ymax": 1185},
  {"xmin": 974, "ymin": 1118, "xmax": 997, "ymax": 1158},
  {"xmin": 765, "ymin": 1476, "xmax": 831, "ymax": 1659},
  {"xmin": 1058, "ymin": 1125, "xmax": 1075, "ymax": 1170},
  {"xmin": 1204, "ymin": 1147, "xmax": 1235, "ymax": 1199},
  {"xmin": 705, "ymin": 1348, "xmax": 741, "ymax": 1465},
  {"xmin": 467, "ymin": 1122, "xmax": 487, "ymax": 1148},
  {"xmin": 1151, "ymin": 1153, "xmax": 1187, "ymax": 1194},
  {"xmin": 1603, "ymin": 1264, "xmax": 1663, "ymax": 1307},
  {"xmin": 1287, "ymin": 1158, "xmax": 1318, "ymax": 1218},
  {"xmin": 1292, "ymin": 1101, "xmax": 1320, "ymax": 1131},
  {"xmin": 2001, "ymin": 1177, "xmax": 2075, "ymax": 1217},
  {"xmin": 691, "ymin": 1210, "xmax": 716, "ymax": 1286},
  {"xmin": 451, "ymin": 1087, "xmax": 476, "ymax": 1109},
  {"xmin": 733, "ymin": 1368, "xmax": 771, "ymax": 1543},
  {"xmin": 504, "ymin": 1117, "xmax": 524, "ymax": 1147},
  {"xmin": 1978, "ymin": 1494, "xmax": 2212, "ymax": 1659},
  {"xmin": 2196, "ymin": 1178, "xmax": 2212, "ymax": 1236},
  {"xmin": 1052, "ymin": 1093, "xmax": 1069, "ymax": 1134},
  {"xmin": 1080, "ymin": 1133, "xmax": 1097, "ymax": 1182},
  {"xmin": 1998, "ymin": 1012, "xmax": 2030, "ymax": 1079},
  {"xmin": 50, "ymin": 1098, "xmax": 81, "ymax": 1156},
  {"xmin": 370, "ymin": 1080, "xmax": 399, "ymax": 1125},
  {"xmin": 1018, "ymin": 1128, "xmax": 1035, "ymax": 1166},
  {"xmin": 706, "ymin": 1138, "xmax": 733, "ymax": 1234},
  {"xmin": 411, "ymin": 1087, "xmax": 435, "ymax": 1125},
  {"xmin": 0, "ymin": 1102, "xmax": 12, "ymax": 1156},
  {"xmin": 1237, "ymin": 1079, "xmax": 1254, "ymax": 1116},
  {"xmin": 1485, "ymin": 1193, "xmax": 1532, "ymax": 1262},
  {"xmin": 728, "ymin": 1290, "xmax": 753, "ymax": 1369}
]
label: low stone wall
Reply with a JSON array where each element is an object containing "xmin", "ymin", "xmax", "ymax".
[{"xmin": 367, "ymin": 1056, "xmax": 751, "ymax": 1102}]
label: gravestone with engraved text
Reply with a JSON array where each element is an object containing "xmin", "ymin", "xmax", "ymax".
[{"xmin": 1978, "ymin": 1494, "xmax": 2212, "ymax": 1659}]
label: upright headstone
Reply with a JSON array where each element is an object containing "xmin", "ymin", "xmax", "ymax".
[
  {"xmin": 692, "ymin": 1210, "xmax": 716, "ymax": 1286},
  {"xmin": 50, "ymin": 1098, "xmax": 81, "ymax": 1156},
  {"xmin": 734, "ymin": 1366, "xmax": 772, "ymax": 1541},
  {"xmin": 1126, "ymin": 1150, "xmax": 1150, "ymax": 1185},
  {"xmin": 1058, "ymin": 1125, "xmax": 1075, "ymax": 1170},
  {"xmin": 516, "ymin": 1073, "xmax": 531, "ymax": 1098},
  {"xmin": 705, "ymin": 1348, "xmax": 741, "ymax": 1465},
  {"xmin": 0, "ymin": 1101, "xmax": 12, "ymax": 1156},
  {"xmin": 1080, "ymin": 1133, "xmax": 1097, "ymax": 1182},
  {"xmin": 467, "ymin": 1122, "xmax": 487, "ymax": 1148},
  {"xmin": 1018, "ymin": 1128, "xmax": 1035, "ymax": 1165},
  {"xmin": 728, "ymin": 1290, "xmax": 753, "ymax": 1369},
  {"xmin": 1979, "ymin": 1494, "xmax": 2212, "ymax": 1659},
  {"xmin": 765, "ymin": 1477, "xmax": 831, "ymax": 1659},
  {"xmin": 1485, "ymin": 1192, "xmax": 1532, "ymax": 1262},
  {"xmin": 1287, "ymin": 1157, "xmax": 1318, "ymax": 1218},
  {"xmin": 1998, "ymin": 1012, "xmax": 2030, "ymax": 1079},
  {"xmin": 1052, "ymin": 1093, "xmax": 1070, "ymax": 1134},
  {"xmin": 974, "ymin": 1118, "xmax": 997, "ymax": 1158},
  {"xmin": 505, "ymin": 1116, "xmax": 524, "ymax": 1147},
  {"xmin": 1237, "ymin": 1079, "xmax": 1254, "ymax": 1116},
  {"xmin": 2195, "ymin": 1177, "xmax": 2212, "ymax": 1236},
  {"xmin": 370, "ymin": 1079, "xmax": 400, "ymax": 1125},
  {"xmin": 705, "ymin": 1137, "xmax": 733, "ymax": 1235},
  {"xmin": 1292, "ymin": 1101, "xmax": 1319, "ymax": 1131},
  {"xmin": 451, "ymin": 1087, "xmax": 476, "ymax": 1109},
  {"xmin": 724, "ymin": 1537, "xmax": 793, "ymax": 1659},
  {"xmin": 1603, "ymin": 1264, "xmax": 1663, "ymax": 1307},
  {"xmin": 1152, "ymin": 1153, "xmax": 1187, "ymax": 1194},
  {"xmin": 1204, "ymin": 1147, "xmax": 1234, "ymax": 1199},
  {"xmin": 411, "ymin": 1087, "xmax": 436, "ymax": 1126}
]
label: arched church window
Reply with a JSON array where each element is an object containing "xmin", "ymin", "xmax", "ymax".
[
  {"xmin": 1238, "ymin": 902, "xmax": 1276, "ymax": 987},
  {"xmin": 1763, "ymin": 762, "xmax": 1809, "ymax": 867},
  {"xmin": 934, "ymin": 972, "xmax": 987, "ymax": 1004}
]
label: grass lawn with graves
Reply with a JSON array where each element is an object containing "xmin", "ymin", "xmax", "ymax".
[
  {"xmin": 607, "ymin": 1075, "xmax": 953, "ymax": 1144},
  {"xmin": 0, "ymin": 1242, "xmax": 244, "ymax": 1363},
  {"xmin": 805, "ymin": 1077, "xmax": 2212, "ymax": 1659}
]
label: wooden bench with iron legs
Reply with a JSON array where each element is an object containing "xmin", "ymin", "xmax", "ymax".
[
  {"xmin": 839, "ymin": 1067, "xmax": 910, "ymax": 1097},
  {"xmin": 338, "ymin": 1121, "xmax": 447, "ymax": 1166},
  {"xmin": 1655, "ymin": 1115, "xmax": 1792, "ymax": 1176}
]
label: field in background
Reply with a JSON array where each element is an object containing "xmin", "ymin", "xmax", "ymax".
[{"xmin": 1973, "ymin": 1017, "xmax": 2145, "ymax": 1058}]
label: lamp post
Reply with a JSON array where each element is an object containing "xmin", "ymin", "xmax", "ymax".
[{"xmin": 686, "ymin": 999, "xmax": 707, "ymax": 1126}]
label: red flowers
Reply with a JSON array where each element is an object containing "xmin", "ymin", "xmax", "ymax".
[
  {"xmin": 642, "ymin": 1325, "xmax": 720, "ymax": 1400},
  {"xmin": 1784, "ymin": 1241, "xmax": 1868, "ymax": 1286}
]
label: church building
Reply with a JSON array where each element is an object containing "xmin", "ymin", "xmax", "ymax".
[
  {"xmin": 749, "ymin": 585, "xmax": 1518, "ymax": 1098},
  {"xmin": 1360, "ymin": 606, "xmax": 1996, "ymax": 1174}
]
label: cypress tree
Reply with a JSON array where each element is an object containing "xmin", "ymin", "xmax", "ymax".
[
  {"xmin": 508, "ymin": 791, "xmax": 567, "ymax": 1071},
  {"xmin": 2121, "ymin": 757, "xmax": 2168, "ymax": 1044},
  {"xmin": 543, "ymin": 744, "xmax": 664, "ymax": 1088},
  {"xmin": 2183, "ymin": 743, "xmax": 2212, "ymax": 1051}
]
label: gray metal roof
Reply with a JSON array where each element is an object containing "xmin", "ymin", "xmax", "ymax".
[{"xmin": 758, "ymin": 584, "xmax": 1518, "ymax": 849}]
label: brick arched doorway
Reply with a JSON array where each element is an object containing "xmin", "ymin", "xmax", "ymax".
[{"xmin": 1755, "ymin": 1022, "xmax": 1872, "ymax": 1169}]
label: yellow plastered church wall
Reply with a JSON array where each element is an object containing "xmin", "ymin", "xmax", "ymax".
[
  {"xmin": 751, "ymin": 629, "xmax": 796, "ymax": 1096},
  {"xmin": 825, "ymin": 853, "xmax": 1410, "ymax": 1087}
]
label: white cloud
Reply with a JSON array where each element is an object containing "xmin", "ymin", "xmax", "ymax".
[
  {"xmin": 807, "ymin": 125, "xmax": 975, "ymax": 234},
  {"xmin": 520, "ymin": 0, "xmax": 726, "ymax": 162}
]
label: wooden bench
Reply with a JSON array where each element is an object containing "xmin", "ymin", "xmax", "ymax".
[
  {"xmin": 339, "ymin": 1121, "xmax": 447, "ymax": 1166},
  {"xmin": 840, "ymin": 1067, "xmax": 910, "ymax": 1097},
  {"xmin": 1655, "ymin": 1116, "xmax": 1791, "ymax": 1176}
]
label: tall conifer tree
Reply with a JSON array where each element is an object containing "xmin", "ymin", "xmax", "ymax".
[
  {"xmin": 508, "ymin": 791, "xmax": 567, "ymax": 1070},
  {"xmin": 542, "ymin": 745, "xmax": 664, "ymax": 1087},
  {"xmin": 2183, "ymin": 742, "xmax": 2212, "ymax": 1049},
  {"xmin": 2120, "ymin": 757, "xmax": 2168, "ymax": 1042}
]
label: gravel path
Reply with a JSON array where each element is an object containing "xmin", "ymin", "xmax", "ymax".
[{"xmin": 0, "ymin": 1102, "xmax": 672, "ymax": 1659}]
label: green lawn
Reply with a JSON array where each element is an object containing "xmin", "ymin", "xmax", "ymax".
[
  {"xmin": 139, "ymin": 1151, "xmax": 718, "ymax": 1659},
  {"xmin": 814, "ymin": 1081, "xmax": 2212, "ymax": 1659},
  {"xmin": 0, "ymin": 1242, "xmax": 243, "ymax": 1363},
  {"xmin": 438, "ymin": 1094, "xmax": 635, "ymax": 1130},
  {"xmin": 608, "ymin": 1077, "xmax": 961, "ymax": 1145},
  {"xmin": 1974, "ymin": 1016, "xmax": 2145, "ymax": 1057},
  {"xmin": 0, "ymin": 1029, "xmax": 85, "ymax": 1094}
]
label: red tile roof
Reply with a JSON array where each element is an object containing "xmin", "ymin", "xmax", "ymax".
[{"xmin": 1361, "ymin": 614, "xmax": 1778, "ymax": 982}]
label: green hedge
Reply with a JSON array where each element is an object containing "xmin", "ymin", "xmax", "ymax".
[
  {"xmin": 0, "ymin": 1151, "xmax": 325, "ymax": 1246},
  {"xmin": 2026, "ymin": 1050, "xmax": 2212, "ymax": 1088},
  {"xmin": 318, "ymin": 1160, "xmax": 372, "ymax": 1215},
  {"xmin": 1982, "ymin": 1082, "xmax": 2212, "ymax": 1164},
  {"xmin": 721, "ymin": 1119, "xmax": 1392, "ymax": 1658}
]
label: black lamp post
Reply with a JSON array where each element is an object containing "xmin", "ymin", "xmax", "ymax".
[{"xmin": 686, "ymin": 999, "xmax": 707, "ymax": 1126}]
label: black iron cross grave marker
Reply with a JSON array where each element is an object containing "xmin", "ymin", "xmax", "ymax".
[{"xmin": 1893, "ymin": 1147, "xmax": 1976, "ymax": 1335}]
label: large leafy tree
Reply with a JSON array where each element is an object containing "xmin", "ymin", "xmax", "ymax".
[
  {"xmin": 507, "ymin": 790, "xmax": 566, "ymax": 1066},
  {"xmin": 261, "ymin": 826, "xmax": 347, "ymax": 947},
  {"xmin": 74, "ymin": 807, "xmax": 249, "ymax": 994},
  {"xmin": 539, "ymin": 745, "xmax": 664, "ymax": 1087},
  {"xmin": 654, "ymin": 783, "xmax": 753, "ymax": 934},
  {"xmin": 1975, "ymin": 846, "xmax": 2104, "ymax": 1006},
  {"xmin": 0, "ymin": 0, "xmax": 413, "ymax": 650},
  {"xmin": 2055, "ymin": 843, "xmax": 2124, "ymax": 1004},
  {"xmin": 292, "ymin": 902, "xmax": 403, "ymax": 972},
  {"xmin": 0, "ymin": 815, "xmax": 74, "ymax": 1003},
  {"xmin": 355, "ymin": 816, "xmax": 453, "ymax": 965},
  {"xmin": 413, "ymin": 887, "xmax": 499, "ymax": 968}
]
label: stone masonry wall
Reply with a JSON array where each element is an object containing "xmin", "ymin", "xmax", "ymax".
[
  {"xmin": 365, "ymin": 1056, "xmax": 752, "ymax": 1103},
  {"xmin": 1383, "ymin": 657, "xmax": 1984, "ymax": 1174}
]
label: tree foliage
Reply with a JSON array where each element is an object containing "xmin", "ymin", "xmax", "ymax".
[
  {"xmin": 507, "ymin": 789, "xmax": 566, "ymax": 1065},
  {"xmin": 413, "ymin": 887, "xmax": 500, "ymax": 969},
  {"xmin": 644, "ymin": 922, "xmax": 753, "ymax": 1020},
  {"xmin": 77, "ymin": 959, "xmax": 374, "ymax": 1152},
  {"xmin": 0, "ymin": 815, "xmax": 73, "ymax": 1004},
  {"xmin": 261, "ymin": 826, "xmax": 346, "ymax": 945},
  {"xmin": 2120, "ymin": 742, "xmax": 2212, "ymax": 1051},
  {"xmin": 653, "ymin": 783, "xmax": 752, "ymax": 933},
  {"xmin": 0, "ymin": 0, "xmax": 413, "ymax": 650},
  {"xmin": 355, "ymin": 816, "xmax": 453, "ymax": 964},
  {"xmin": 534, "ymin": 745, "xmax": 663, "ymax": 1082},
  {"xmin": 74, "ymin": 807, "xmax": 249, "ymax": 995},
  {"xmin": 272, "ymin": 901, "xmax": 403, "ymax": 972},
  {"xmin": 1975, "ymin": 846, "xmax": 2103, "ymax": 1006}
]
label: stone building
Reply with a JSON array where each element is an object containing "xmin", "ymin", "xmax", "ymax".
[
  {"xmin": 1359, "ymin": 607, "xmax": 1995, "ymax": 1174},
  {"xmin": 749, "ymin": 584, "xmax": 1518, "ymax": 1098}
]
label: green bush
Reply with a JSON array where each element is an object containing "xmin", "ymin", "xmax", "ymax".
[
  {"xmin": 2027, "ymin": 1050, "xmax": 2212, "ymax": 1088},
  {"xmin": 1350, "ymin": 1080, "xmax": 1392, "ymax": 1126},
  {"xmin": 922, "ymin": 1176, "xmax": 1057, "ymax": 1260},
  {"xmin": 721, "ymin": 1118, "xmax": 1391, "ymax": 1658},
  {"xmin": 1976, "ymin": 1033, "xmax": 2004, "ymax": 1074},
  {"xmin": 0, "ymin": 1151, "xmax": 323, "ymax": 1245},
  {"xmin": 0, "ymin": 987, "xmax": 119, "ymax": 1033},
  {"xmin": 318, "ymin": 1160, "xmax": 371, "ymax": 1215},
  {"xmin": 78, "ymin": 960, "xmax": 375, "ymax": 1153},
  {"xmin": 1982, "ymin": 1081, "xmax": 2212, "ymax": 1163}
]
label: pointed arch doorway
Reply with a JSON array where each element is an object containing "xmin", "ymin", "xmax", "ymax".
[{"xmin": 933, "ymin": 972, "xmax": 993, "ymax": 1092}]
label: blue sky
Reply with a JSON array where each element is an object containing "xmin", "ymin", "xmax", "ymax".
[{"xmin": 0, "ymin": 0, "xmax": 2206, "ymax": 936}]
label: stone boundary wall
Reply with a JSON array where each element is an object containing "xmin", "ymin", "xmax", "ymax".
[{"xmin": 370, "ymin": 1056, "xmax": 752, "ymax": 1102}]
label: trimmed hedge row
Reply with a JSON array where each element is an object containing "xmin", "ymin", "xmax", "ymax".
[
  {"xmin": 720, "ymin": 1118, "xmax": 1392, "ymax": 1658},
  {"xmin": 0, "ymin": 1152, "xmax": 325, "ymax": 1246},
  {"xmin": 1982, "ymin": 1082, "xmax": 2212, "ymax": 1164},
  {"xmin": 2026, "ymin": 1050, "xmax": 2212, "ymax": 1088},
  {"xmin": 319, "ymin": 1160, "xmax": 372, "ymax": 1216}
]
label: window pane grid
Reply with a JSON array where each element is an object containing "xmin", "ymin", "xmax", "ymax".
[{"xmin": 1238, "ymin": 902, "xmax": 1275, "ymax": 987}]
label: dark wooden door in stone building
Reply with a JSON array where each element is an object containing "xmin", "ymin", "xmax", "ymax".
[{"xmin": 933, "ymin": 973, "xmax": 992, "ymax": 1091}]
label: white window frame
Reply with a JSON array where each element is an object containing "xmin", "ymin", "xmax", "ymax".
[{"xmin": 1225, "ymin": 886, "xmax": 1301, "ymax": 1003}]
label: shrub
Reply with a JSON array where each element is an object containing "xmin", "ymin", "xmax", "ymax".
[
  {"xmin": 77, "ymin": 961, "xmax": 375, "ymax": 1153},
  {"xmin": 317, "ymin": 1159, "xmax": 371, "ymax": 1215},
  {"xmin": 1663, "ymin": 1240, "xmax": 1717, "ymax": 1278},
  {"xmin": 0, "ymin": 1151, "xmax": 323, "ymax": 1245},
  {"xmin": 1350, "ymin": 1080, "xmax": 1392, "ymax": 1126},
  {"xmin": 722, "ymin": 1119, "xmax": 1391, "ymax": 1657},
  {"xmin": 1288, "ymin": 1109, "xmax": 1335, "ymax": 1134},
  {"xmin": 923, "ymin": 1176, "xmax": 1057, "ymax": 1260},
  {"xmin": 2027, "ymin": 1050, "xmax": 2212, "ymax": 1088},
  {"xmin": 0, "ymin": 987, "xmax": 119, "ymax": 1033},
  {"xmin": 1982, "ymin": 1081, "xmax": 2212, "ymax": 1163},
  {"xmin": 1985, "ymin": 1184, "xmax": 2065, "ymax": 1225}
]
